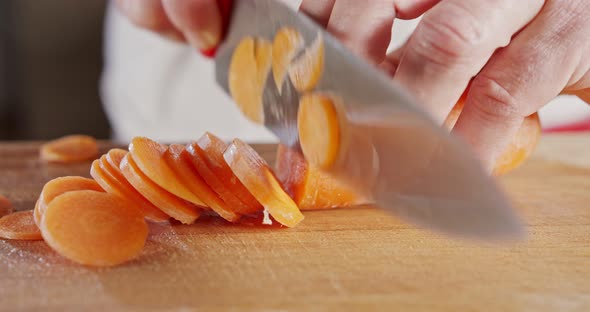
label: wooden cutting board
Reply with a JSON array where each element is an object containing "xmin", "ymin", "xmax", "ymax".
[{"xmin": 1, "ymin": 133, "xmax": 589, "ymax": 311}]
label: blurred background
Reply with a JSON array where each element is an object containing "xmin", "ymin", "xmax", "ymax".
[
  {"xmin": 0, "ymin": 0, "xmax": 110, "ymax": 141},
  {"xmin": 1, "ymin": 0, "xmax": 589, "ymax": 142}
]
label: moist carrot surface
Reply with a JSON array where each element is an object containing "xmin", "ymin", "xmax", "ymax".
[
  {"xmin": 0, "ymin": 195, "xmax": 14, "ymax": 218},
  {"xmin": 34, "ymin": 199, "xmax": 42, "ymax": 227},
  {"xmin": 275, "ymin": 145, "xmax": 371, "ymax": 210},
  {"xmin": 120, "ymin": 154, "xmax": 202, "ymax": 225},
  {"xmin": 128, "ymin": 137, "xmax": 207, "ymax": 207},
  {"xmin": 223, "ymin": 139, "xmax": 304, "ymax": 227},
  {"xmin": 39, "ymin": 134, "xmax": 99, "ymax": 163},
  {"xmin": 228, "ymin": 37, "xmax": 273, "ymax": 124},
  {"xmin": 90, "ymin": 159, "xmax": 169, "ymax": 222},
  {"xmin": 196, "ymin": 132, "xmax": 262, "ymax": 214},
  {"xmin": 297, "ymin": 92, "xmax": 342, "ymax": 169},
  {"xmin": 0, "ymin": 210, "xmax": 43, "ymax": 241},
  {"xmin": 186, "ymin": 141, "xmax": 260, "ymax": 216},
  {"xmin": 40, "ymin": 190, "xmax": 148, "ymax": 267},
  {"xmin": 37, "ymin": 176, "xmax": 104, "ymax": 224},
  {"xmin": 164, "ymin": 144, "xmax": 240, "ymax": 222}
]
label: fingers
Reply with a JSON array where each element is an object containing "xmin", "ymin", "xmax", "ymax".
[
  {"xmin": 115, "ymin": 0, "xmax": 184, "ymax": 42},
  {"xmin": 393, "ymin": 0, "xmax": 544, "ymax": 124},
  {"xmin": 162, "ymin": 0, "xmax": 222, "ymax": 53},
  {"xmin": 299, "ymin": 0, "xmax": 336, "ymax": 28},
  {"xmin": 394, "ymin": 0, "xmax": 441, "ymax": 19},
  {"xmin": 453, "ymin": 0, "xmax": 588, "ymax": 172}
]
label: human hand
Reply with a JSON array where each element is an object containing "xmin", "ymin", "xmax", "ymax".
[
  {"xmin": 114, "ymin": 0, "xmax": 231, "ymax": 56},
  {"xmin": 314, "ymin": 0, "xmax": 590, "ymax": 172}
]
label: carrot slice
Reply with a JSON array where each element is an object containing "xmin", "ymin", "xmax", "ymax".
[
  {"xmin": 164, "ymin": 144, "xmax": 240, "ymax": 222},
  {"xmin": 34, "ymin": 199, "xmax": 42, "ymax": 227},
  {"xmin": 228, "ymin": 37, "xmax": 273, "ymax": 124},
  {"xmin": 0, "ymin": 210, "xmax": 43, "ymax": 240},
  {"xmin": 288, "ymin": 32, "xmax": 324, "ymax": 92},
  {"xmin": 90, "ymin": 159, "xmax": 169, "ymax": 222},
  {"xmin": 128, "ymin": 137, "xmax": 207, "ymax": 207},
  {"xmin": 41, "ymin": 190, "xmax": 148, "ymax": 267},
  {"xmin": 275, "ymin": 144, "xmax": 372, "ymax": 210},
  {"xmin": 297, "ymin": 92, "xmax": 343, "ymax": 169},
  {"xmin": 195, "ymin": 132, "xmax": 262, "ymax": 214},
  {"xmin": 185, "ymin": 143, "xmax": 256, "ymax": 217},
  {"xmin": 272, "ymin": 27, "xmax": 304, "ymax": 92},
  {"xmin": 40, "ymin": 134, "xmax": 99, "ymax": 163},
  {"xmin": 104, "ymin": 148, "xmax": 129, "ymax": 182},
  {"xmin": 120, "ymin": 154, "xmax": 202, "ymax": 224},
  {"xmin": 493, "ymin": 113, "xmax": 541, "ymax": 176},
  {"xmin": 0, "ymin": 195, "xmax": 14, "ymax": 218},
  {"xmin": 37, "ymin": 176, "xmax": 104, "ymax": 226},
  {"xmin": 223, "ymin": 139, "xmax": 304, "ymax": 227}
]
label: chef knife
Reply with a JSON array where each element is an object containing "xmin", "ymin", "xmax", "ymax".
[{"xmin": 211, "ymin": 0, "xmax": 525, "ymax": 241}]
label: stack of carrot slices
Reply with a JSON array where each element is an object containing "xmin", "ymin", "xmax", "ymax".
[{"xmin": 0, "ymin": 132, "xmax": 311, "ymax": 267}]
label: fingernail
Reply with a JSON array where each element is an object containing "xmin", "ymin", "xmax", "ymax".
[{"xmin": 191, "ymin": 30, "xmax": 220, "ymax": 52}]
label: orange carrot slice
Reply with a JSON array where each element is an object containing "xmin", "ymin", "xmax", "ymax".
[
  {"xmin": 128, "ymin": 137, "xmax": 207, "ymax": 207},
  {"xmin": 288, "ymin": 32, "xmax": 324, "ymax": 92},
  {"xmin": 90, "ymin": 159, "xmax": 169, "ymax": 222},
  {"xmin": 0, "ymin": 195, "xmax": 14, "ymax": 218},
  {"xmin": 223, "ymin": 139, "xmax": 304, "ymax": 227},
  {"xmin": 185, "ymin": 144, "xmax": 261, "ymax": 217},
  {"xmin": 228, "ymin": 37, "xmax": 273, "ymax": 124},
  {"xmin": 195, "ymin": 132, "xmax": 262, "ymax": 214},
  {"xmin": 275, "ymin": 144, "xmax": 372, "ymax": 210},
  {"xmin": 297, "ymin": 92, "xmax": 343, "ymax": 169},
  {"xmin": 493, "ymin": 113, "xmax": 541, "ymax": 176},
  {"xmin": 120, "ymin": 154, "xmax": 202, "ymax": 224},
  {"xmin": 37, "ymin": 176, "xmax": 104, "ymax": 226},
  {"xmin": 104, "ymin": 148, "xmax": 129, "ymax": 182},
  {"xmin": 272, "ymin": 27, "xmax": 304, "ymax": 91},
  {"xmin": 0, "ymin": 210, "xmax": 43, "ymax": 240},
  {"xmin": 34, "ymin": 199, "xmax": 42, "ymax": 227},
  {"xmin": 41, "ymin": 190, "xmax": 148, "ymax": 266},
  {"xmin": 40, "ymin": 134, "xmax": 99, "ymax": 163},
  {"xmin": 164, "ymin": 144, "xmax": 240, "ymax": 222}
]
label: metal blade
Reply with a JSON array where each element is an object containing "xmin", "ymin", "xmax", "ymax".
[{"xmin": 214, "ymin": 0, "xmax": 525, "ymax": 241}]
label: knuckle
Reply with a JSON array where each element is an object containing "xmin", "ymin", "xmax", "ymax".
[
  {"xmin": 412, "ymin": 2, "xmax": 486, "ymax": 66},
  {"xmin": 469, "ymin": 74, "xmax": 521, "ymax": 121}
]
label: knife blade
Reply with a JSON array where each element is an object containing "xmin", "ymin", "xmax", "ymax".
[{"xmin": 213, "ymin": 0, "xmax": 525, "ymax": 241}]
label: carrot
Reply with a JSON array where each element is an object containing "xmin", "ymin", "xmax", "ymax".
[
  {"xmin": 223, "ymin": 139, "xmax": 304, "ymax": 227},
  {"xmin": 0, "ymin": 195, "xmax": 14, "ymax": 218},
  {"xmin": 164, "ymin": 144, "xmax": 240, "ymax": 222},
  {"xmin": 128, "ymin": 137, "xmax": 207, "ymax": 207},
  {"xmin": 443, "ymin": 88, "xmax": 541, "ymax": 175},
  {"xmin": 0, "ymin": 210, "xmax": 43, "ymax": 240},
  {"xmin": 120, "ymin": 153, "xmax": 202, "ymax": 224},
  {"xmin": 36, "ymin": 176, "xmax": 104, "ymax": 226},
  {"xmin": 297, "ymin": 92, "xmax": 343, "ymax": 169},
  {"xmin": 275, "ymin": 144, "xmax": 373, "ymax": 210},
  {"xmin": 272, "ymin": 27, "xmax": 304, "ymax": 92},
  {"xmin": 288, "ymin": 32, "xmax": 324, "ymax": 92},
  {"xmin": 185, "ymin": 142, "xmax": 260, "ymax": 216},
  {"xmin": 90, "ymin": 158, "xmax": 169, "ymax": 222},
  {"xmin": 34, "ymin": 199, "xmax": 42, "ymax": 226},
  {"xmin": 228, "ymin": 37, "xmax": 273, "ymax": 124},
  {"xmin": 195, "ymin": 132, "xmax": 262, "ymax": 213},
  {"xmin": 40, "ymin": 190, "xmax": 148, "ymax": 266},
  {"xmin": 39, "ymin": 134, "xmax": 99, "ymax": 163}
]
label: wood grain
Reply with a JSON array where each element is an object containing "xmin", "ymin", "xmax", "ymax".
[{"xmin": 0, "ymin": 134, "xmax": 589, "ymax": 311}]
